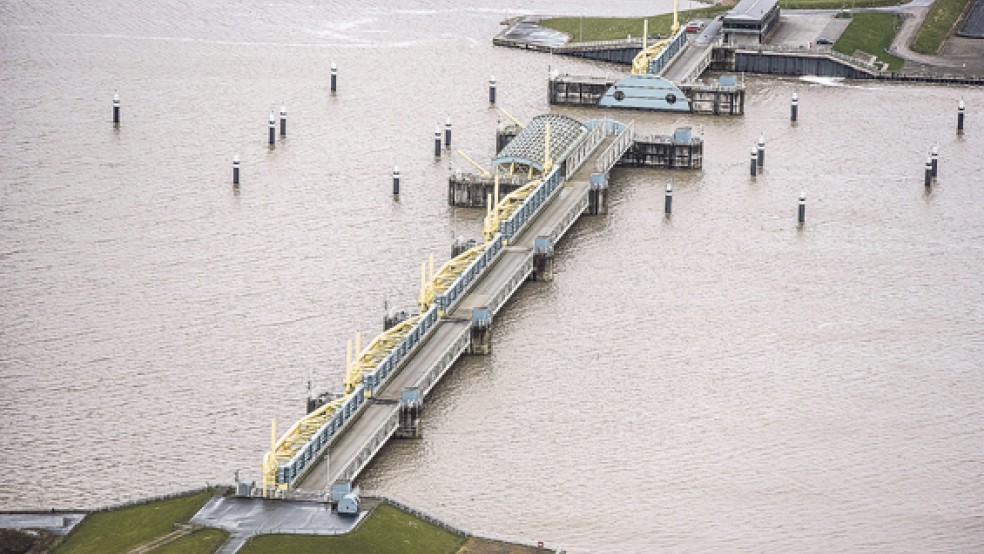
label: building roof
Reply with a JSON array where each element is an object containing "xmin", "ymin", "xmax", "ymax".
[
  {"xmin": 724, "ymin": 0, "xmax": 779, "ymax": 22},
  {"xmin": 598, "ymin": 74, "xmax": 691, "ymax": 112},
  {"xmin": 493, "ymin": 114, "xmax": 587, "ymax": 173}
]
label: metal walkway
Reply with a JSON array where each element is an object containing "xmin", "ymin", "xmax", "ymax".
[{"xmin": 291, "ymin": 122, "xmax": 633, "ymax": 493}]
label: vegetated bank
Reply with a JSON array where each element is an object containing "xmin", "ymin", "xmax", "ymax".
[
  {"xmin": 538, "ymin": 0, "xmax": 909, "ymax": 42},
  {"xmin": 53, "ymin": 489, "xmax": 223, "ymax": 554},
  {"xmin": 911, "ymin": 0, "xmax": 974, "ymax": 53},
  {"xmin": 24, "ymin": 490, "xmax": 551, "ymax": 554},
  {"xmin": 538, "ymin": 6, "xmax": 729, "ymax": 42},
  {"xmin": 834, "ymin": 12, "xmax": 905, "ymax": 70}
]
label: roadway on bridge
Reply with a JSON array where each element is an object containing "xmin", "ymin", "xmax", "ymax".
[
  {"xmin": 295, "ymin": 136, "xmax": 616, "ymax": 492},
  {"xmin": 660, "ymin": 40, "xmax": 713, "ymax": 83}
]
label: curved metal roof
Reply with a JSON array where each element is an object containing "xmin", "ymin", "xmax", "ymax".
[{"xmin": 493, "ymin": 114, "xmax": 588, "ymax": 173}]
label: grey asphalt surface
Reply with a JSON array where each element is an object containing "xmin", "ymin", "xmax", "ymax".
[
  {"xmin": 959, "ymin": 0, "xmax": 984, "ymax": 38},
  {"xmin": 0, "ymin": 512, "xmax": 86, "ymax": 535},
  {"xmin": 190, "ymin": 496, "xmax": 364, "ymax": 536}
]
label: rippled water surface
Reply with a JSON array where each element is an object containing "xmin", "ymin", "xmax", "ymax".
[{"xmin": 1, "ymin": 1, "xmax": 982, "ymax": 551}]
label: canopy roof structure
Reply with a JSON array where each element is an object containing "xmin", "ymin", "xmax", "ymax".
[{"xmin": 492, "ymin": 114, "xmax": 588, "ymax": 174}]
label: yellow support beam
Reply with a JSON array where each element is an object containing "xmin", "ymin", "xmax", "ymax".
[
  {"xmin": 497, "ymin": 107, "xmax": 525, "ymax": 128},
  {"xmin": 455, "ymin": 150, "xmax": 492, "ymax": 178}
]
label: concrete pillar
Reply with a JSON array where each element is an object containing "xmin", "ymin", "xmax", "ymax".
[
  {"xmin": 395, "ymin": 387, "xmax": 422, "ymax": 439},
  {"xmin": 532, "ymin": 236, "xmax": 554, "ymax": 282},
  {"xmin": 588, "ymin": 173, "xmax": 608, "ymax": 215},
  {"xmin": 467, "ymin": 307, "xmax": 492, "ymax": 355}
]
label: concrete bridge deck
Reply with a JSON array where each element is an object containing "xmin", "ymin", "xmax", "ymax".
[{"xmin": 294, "ymin": 136, "xmax": 618, "ymax": 492}]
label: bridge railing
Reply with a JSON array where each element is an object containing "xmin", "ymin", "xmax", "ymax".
[
  {"xmin": 279, "ymin": 118, "xmax": 620, "ymax": 489},
  {"xmin": 278, "ymin": 382, "xmax": 369, "ymax": 485},
  {"xmin": 565, "ymin": 122, "xmax": 606, "ymax": 180},
  {"xmin": 279, "ymin": 303, "xmax": 447, "ymax": 486},
  {"xmin": 595, "ymin": 120, "xmax": 635, "ymax": 174},
  {"xmin": 648, "ymin": 28, "xmax": 688, "ymax": 75},
  {"xmin": 499, "ymin": 167, "xmax": 564, "ymax": 241},
  {"xmin": 433, "ymin": 234, "xmax": 505, "ymax": 315},
  {"xmin": 735, "ymin": 43, "xmax": 882, "ymax": 73}
]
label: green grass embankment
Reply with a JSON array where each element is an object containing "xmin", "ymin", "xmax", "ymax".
[
  {"xmin": 834, "ymin": 12, "xmax": 905, "ymax": 70},
  {"xmin": 539, "ymin": 7, "xmax": 729, "ymax": 42},
  {"xmin": 911, "ymin": 0, "xmax": 973, "ymax": 53},
  {"xmin": 244, "ymin": 504, "xmax": 465, "ymax": 554},
  {"xmin": 54, "ymin": 490, "xmax": 219, "ymax": 554},
  {"xmin": 150, "ymin": 528, "xmax": 229, "ymax": 554}
]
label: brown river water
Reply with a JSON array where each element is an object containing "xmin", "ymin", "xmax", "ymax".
[{"xmin": 1, "ymin": 0, "xmax": 982, "ymax": 551}]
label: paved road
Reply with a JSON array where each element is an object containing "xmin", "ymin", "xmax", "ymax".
[
  {"xmin": 192, "ymin": 496, "xmax": 366, "ymax": 553},
  {"xmin": 661, "ymin": 41, "xmax": 713, "ymax": 82},
  {"xmin": 888, "ymin": 5, "xmax": 965, "ymax": 68},
  {"xmin": 294, "ymin": 136, "xmax": 615, "ymax": 493}
]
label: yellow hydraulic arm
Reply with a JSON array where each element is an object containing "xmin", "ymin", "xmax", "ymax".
[{"xmin": 630, "ymin": 0, "xmax": 681, "ymax": 74}]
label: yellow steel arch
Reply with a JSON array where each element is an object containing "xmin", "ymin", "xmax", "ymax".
[
  {"xmin": 417, "ymin": 242, "xmax": 490, "ymax": 313},
  {"xmin": 630, "ymin": 0, "xmax": 681, "ymax": 75}
]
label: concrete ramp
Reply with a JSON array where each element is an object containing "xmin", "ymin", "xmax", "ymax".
[{"xmin": 661, "ymin": 42, "xmax": 714, "ymax": 83}]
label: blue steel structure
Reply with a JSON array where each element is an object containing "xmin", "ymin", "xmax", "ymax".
[{"xmin": 267, "ymin": 118, "xmax": 631, "ymax": 491}]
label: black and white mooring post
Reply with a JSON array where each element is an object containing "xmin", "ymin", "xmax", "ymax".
[
  {"xmin": 489, "ymin": 74, "xmax": 496, "ymax": 105},
  {"xmin": 434, "ymin": 125, "xmax": 442, "ymax": 158},
  {"xmin": 330, "ymin": 62, "xmax": 338, "ymax": 93},
  {"xmin": 791, "ymin": 92, "xmax": 798, "ymax": 122},
  {"xmin": 233, "ymin": 154, "xmax": 240, "ymax": 185},
  {"xmin": 798, "ymin": 192, "xmax": 806, "ymax": 225},
  {"xmin": 112, "ymin": 91, "xmax": 120, "ymax": 127},
  {"xmin": 750, "ymin": 146, "xmax": 758, "ymax": 177},
  {"xmin": 664, "ymin": 184, "xmax": 672, "ymax": 215},
  {"xmin": 268, "ymin": 111, "xmax": 276, "ymax": 146},
  {"xmin": 931, "ymin": 145, "xmax": 939, "ymax": 179},
  {"xmin": 444, "ymin": 117, "xmax": 452, "ymax": 149},
  {"xmin": 957, "ymin": 99, "xmax": 965, "ymax": 134},
  {"xmin": 279, "ymin": 104, "xmax": 287, "ymax": 137},
  {"xmin": 392, "ymin": 165, "xmax": 400, "ymax": 196},
  {"xmin": 924, "ymin": 156, "xmax": 932, "ymax": 187},
  {"xmin": 757, "ymin": 133, "xmax": 765, "ymax": 168}
]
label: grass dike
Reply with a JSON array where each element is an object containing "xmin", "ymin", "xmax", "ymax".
[
  {"xmin": 43, "ymin": 490, "xmax": 553, "ymax": 554},
  {"xmin": 537, "ymin": 0, "xmax": 908, "ymax": 42},
  {"xmin": 834, "ymin": 12, "xmax": 905, "ymax": 70},
  {"xmin": 52, "ymin": 489, "xmax": 223, "ymax": 554},
  {"xmin": 243, "ymin": 503, "xmax": 554, "ymax": 554},
  {"xmin": 911, "ymin": 0, "xmax": 974, "ymax": 53}
]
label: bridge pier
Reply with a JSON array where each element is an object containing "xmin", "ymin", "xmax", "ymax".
[
  {"xmin": 467, "ymin": 307, "xmax": 492, "ymax": 355},
  {"xmin": 396, "ymin": 387, "xmax": 422, "ymax": 439},
  {"xmin": 587, "ymin": 173, "xmax": 608, "ymax": 215},
  {"xmin": 532, "ymin": 236, "xmax": 555, "ymax": 282},
  {"xmin": 384, "ymin": 304, "xmax": 410, "ymax": 331},
  {"xmin": 452, "ymin": 236, "xmax": 478, "ymax": 257}
]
